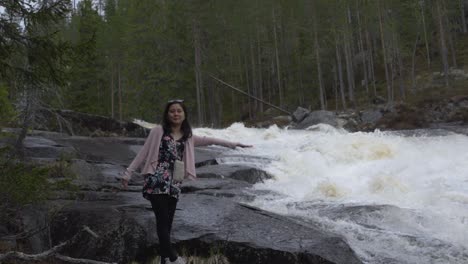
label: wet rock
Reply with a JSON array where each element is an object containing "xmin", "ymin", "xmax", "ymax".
[
  {"xmin": 360, "ymin": 110, "xmax": 383, "ymax": 125},
  {"xmin": 34, "ymin": 109, "xmax": 150, "ymax": 137},
  {"xmin": 292, "ymin": 107, "xmax": 310, "ymax": 123},
  {"xmin": 23, "ymin": 137, "xmax": 77, "ymax": 159},
  {"xmin": 294, "ymin": 110, "xmax": 339, "ymax": 129},
  {"xmin": 195, "ymin": 147, "xmax": 224, "ymax": 167},
  {"xmin": 196, "ymin": 164, "xmax": 272, "ymax": 184},
  {"xmin": 252, "ymin": 116, "xmax": 292, "ymax": 128},
  {"xmin": 181, "ymin": 178, "xmax": 251, "ymax": 194}
]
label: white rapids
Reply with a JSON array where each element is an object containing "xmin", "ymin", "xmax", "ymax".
[{"xmin": 194, "ymin": 123, "xmax": 468, "ymax": 264}]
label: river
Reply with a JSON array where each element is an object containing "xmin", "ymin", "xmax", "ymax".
[{"xmin": 194, "ymin": 123, "xmax": 468, "ymax": 264}]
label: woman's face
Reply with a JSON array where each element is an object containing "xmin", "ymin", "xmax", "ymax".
[{"xmin": 167, "ymin": 103, "xmax": 185, "ymax": 126}]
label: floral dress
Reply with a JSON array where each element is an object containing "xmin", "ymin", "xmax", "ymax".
[{"xmin": 142, "ymin": 132, "xmax": 185, "ymax": 200}]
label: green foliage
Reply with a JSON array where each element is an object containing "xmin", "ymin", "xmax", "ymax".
[
  {"xmin": 0, "ymin": 147, "xmax": 51, "ymax": 208},
  {"xmin": 0, "ymin": 84, "xmax": 15, "ymax": 126},
  {"xmin": 63, "ymin": 0, "xmax": 106, "ymax": 114},
  {"xmin": 0, "ymin": 146, "xmax": 77, "ymax": 211}
]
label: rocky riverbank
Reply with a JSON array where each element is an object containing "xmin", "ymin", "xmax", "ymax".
[
  {"xmin": 285, "ymin": 94, "xmax": 468, "ymax": 132},
  {"xmin": 0, "ymin": 129, "xmax": 361, "ymax": 264}
]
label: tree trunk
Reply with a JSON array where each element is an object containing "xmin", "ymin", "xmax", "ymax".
[
  {"xmin": 378, "ymin": 1, "xmax": 392, "ymax": 102},
  {"xmin": 238, "ymin": 49, "xmax": 244, "ymax": 119},
  {"xmin": 344, "ymin": 4, "xmax": 356, "ymax": 108},
  {"xmin": 207, "ymin": 82, "xmax": 216, "ymax": 127},
  {"xmin": 335, "ymin": 36, "xmax": 347, "ymax": 110},
  {"xmin": 228, "ymin": 38, "xmax": 238, "ymax": 121},
  {"xmin": 436, "ymin": 0, "xmax": 450, "ymax": 87},
  {"xmin": 389, "ymin": 49, "xmax": 395, "ymax": 103},
  {"xmin": 356, "ymin": 1, "xmax": 369, "ymax": 95},
  {"xmin": 193, "ymin": 20, "xmax": 204, "ymax": 125},
  {"xmin": 333, "ymin": 63, "xmax": 339, "ymax": 111},
  {"xmin": 111, "ymin": 64, "xmax": 114, "ymax": 119},
  {"xmin": 394, "ymin": 33, "xmax": 405, "ymax": 100},
  {"xmin": 313, "ymin": 11, "xmax": 325, "ymax": 110},
  {"xmin": 447, "ymin": 31, "xmax": 457, "ymax": 68},
  {"xmin": 411, "ymin": 34, "xmax": 420, "ymax": 91},
  {"xmin": 443, "ymin": 3, "xmax": 458, "ymax": 68},
  {"xmin": 343, "ymin": 35, "xmax": 355, "ymax": 107},
  {"xmin": 366, "ymin": 28, "xmax": 377, "ymax": 96},
  {"xmin": 297, "ymin": 52, "xmax": 305, "ymax": 106},
  {"xmin": 420, "ymin": 0, "xmax": 431, "ymax": 68},
  {"xmin": 460, "ymin": 0, "xmax": 467, "ymax": 33},
  {"xmin": 209, "ymin": 74, "xmax": 290, "ymax": 115},
  {"xmin": 244, "ymin": 54, "xmax": 252, "ymax": 120},
  {"xmin": 256, "ymin": 22, "xmax": 263, "ymax": 113},
  {"xmin": 267, "ymin": 61, "xmax": 272, "ymax": 103},
  {"xmin": 15, "ymin": 89, "xmax": 35, "ymax": 158},
  {"xmin": 272, "ymin": 8, "xmax": 283, "ymax": 108},
  {"xmin": 250, "ymin": 36, "xmax": 257, "ymax": 115},
  {"xmin": 118, "ymin": 63, "xmax": 122, "ymax": 121}
]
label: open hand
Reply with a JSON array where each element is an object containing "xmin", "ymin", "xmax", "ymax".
[
  {"xmin": 121, "ymin": 178, "xmax": 129, "ymax": 189},
  {"xmin": 120, "ymin": 170, "xmax": 131, "ymax": 189}
]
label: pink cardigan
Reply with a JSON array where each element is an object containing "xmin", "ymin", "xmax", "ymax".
[{"xmin": 123, "ymin": 126, "xmax": 239, "ymax": 181}]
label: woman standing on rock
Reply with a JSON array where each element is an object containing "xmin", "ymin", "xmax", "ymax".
[{"xmin": 121, "ymin": 100, "xmax": 251, "ymax": 264}]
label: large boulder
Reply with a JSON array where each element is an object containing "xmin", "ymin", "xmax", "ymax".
[
  {"xmin": 294, "ymin": 110, "xmax": 341, "ymax": 129},
  {"xmin": 196, "ymin": 164, "xmax": 272, "ymax": 184},
  {"xmin": 292, "ymin": 107, "xmax": 310, "ymax": 123}
]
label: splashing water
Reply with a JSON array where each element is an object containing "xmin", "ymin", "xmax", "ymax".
[{"xmin": 194, "ymin": 123, "xmax": 468, "ymax": 264}]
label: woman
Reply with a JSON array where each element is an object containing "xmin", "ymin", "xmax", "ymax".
[{"xmin": 121, "ymin": 100, "xmax": 251, "ymax": 264}]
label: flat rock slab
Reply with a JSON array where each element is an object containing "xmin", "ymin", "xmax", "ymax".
[{"xmin": 50, "ymin": 192, "xmax": 362, "ymax": 264}]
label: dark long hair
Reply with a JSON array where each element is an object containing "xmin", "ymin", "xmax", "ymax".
[{"xmin": 162, "ymin": 101, "xmax": 192, "ymax": 141}]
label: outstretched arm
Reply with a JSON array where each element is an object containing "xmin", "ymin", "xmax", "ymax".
[{"xmin": 193, "ymin": 135, "xmax": 252, "ymax": 148}]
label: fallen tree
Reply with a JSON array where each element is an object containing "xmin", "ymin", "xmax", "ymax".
[{"xmin": 0, "ymin": 226, "xmax": 115, "ymax": 264}]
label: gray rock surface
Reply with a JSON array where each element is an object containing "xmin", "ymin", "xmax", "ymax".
[
  {"xmin": 292, "ymin": 107, "xmax": 310, "ymax": 123},
  {"xmin": 50, "ymin": 192, "xmax": 361, "ymax": 264},
  {"xmin": 196, "ymin": 164, "xmax": 272, "ymax": 184},
  {"xmin": 33, "ymin": 108, "xmax": 150, "ymax": 137},
  {"xmin": 2, "ymin": 130, "xmax": 363, "ymax": 264},
  {"xmin": 294, "ymin": 110, "xmax": 339, "ymax": 129},
  {"xmin": 360, "ymin": 110, "xmax": 383, "ymax": 125}
]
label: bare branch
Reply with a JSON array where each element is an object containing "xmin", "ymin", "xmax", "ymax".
[
  {"xmin": 83, "ymin": 225, "xmax": 99, "ymax": 239},
  {"xmin": 0, "ymin": 225, "xmax": 115, "ymax": 264},
  {"xmin": 208, "ymin": 73, "xmax": 291, "ymax": 115},
  {"xmin": 55, "ymin": 254, "xmax": 116, "ymax": 264}
]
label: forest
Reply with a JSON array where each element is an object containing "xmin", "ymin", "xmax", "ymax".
[{"xmin": 1, "ymin": 0, "xmax": 468, "ymax": 128}]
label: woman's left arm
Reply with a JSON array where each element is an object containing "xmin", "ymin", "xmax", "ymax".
[{"xmin": 193, "ymin": 135, "xmax": 252, "ymax": 148}]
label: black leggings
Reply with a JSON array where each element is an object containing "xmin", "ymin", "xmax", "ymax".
[{"xmin": 150, "ymin": 194, "xmax": 178, "ymax": 261}]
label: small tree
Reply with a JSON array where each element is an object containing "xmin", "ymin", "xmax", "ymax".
[{"xmin": 0, "ymin": 0, "xmax": 71, "ymax": 157}]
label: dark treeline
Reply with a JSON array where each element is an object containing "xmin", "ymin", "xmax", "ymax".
[{"xmin": 1, "ymin": 0, "xmax": 468, "ymax": 128}]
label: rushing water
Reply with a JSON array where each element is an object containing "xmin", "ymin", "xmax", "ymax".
[{"xmin": 194, "ymin": 123, "xmax": 468, "ymax": 264}]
